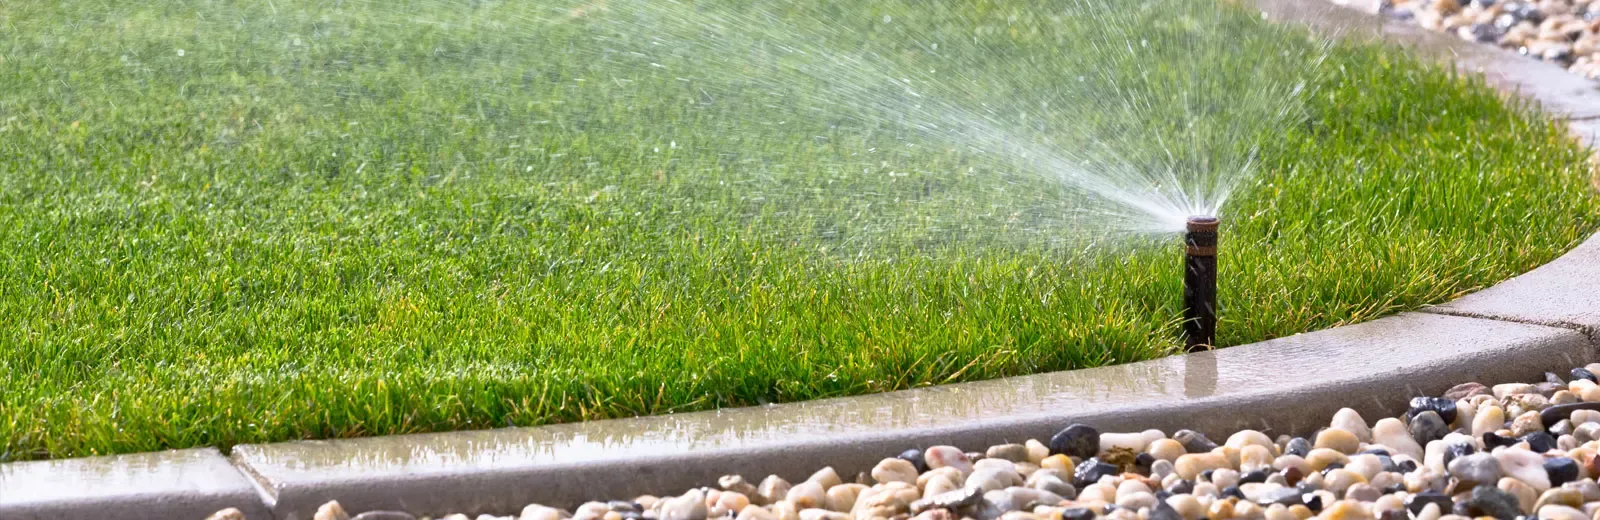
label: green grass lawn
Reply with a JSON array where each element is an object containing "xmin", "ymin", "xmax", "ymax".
[{"xmin": 2, "ymin": 0, "xmax": 1596, "ymax": 460}]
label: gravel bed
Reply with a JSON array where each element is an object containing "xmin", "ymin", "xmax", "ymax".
[
  {"xmin": 207, "ymin": 362, "xmax": 1600, "ymax": 520},
  {"xmin": 1337, "ymin": 0, "xmax": 1600, "ymax": 78}
]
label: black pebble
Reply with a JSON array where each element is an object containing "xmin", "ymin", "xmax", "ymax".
[
  {"xmin": 1166, "ymin": 479, "xmax": 1195, "ymax": 495},
  {"xmin": 1483, "ymin": 432, "xmax": 1518, "ymax": 449},
  {"xmin": 1397, "ymin": 459, "xmax": 1419, "ymax": 473},
  {"xmin": 1443, "ymin": 442, "xmax": 1476, "ymax": 467},
  {"xmin": 898, "ymin": 448, "xmax": 928, "ymax": 473},
  {"xmin": 1285, "ymin": 437, "xmax": 1311, "ymax": 457},
  {"xmin": 1320, "ymin": 462, "xmax": 1345, "ymax": 474},
  {"xmin": 1050, "ymin": 424, "xmax": 1101, "ymax": 459},
  {"xmin": 1546, "ymin": 457, "xmax": 1580, "ymax": 487},
  {"xmin": 1574, "ymin": 367, "xmax": 1599, "ymax": 383},
  {"xmin": 1220, "ymin": 486, "xmax": 1245, "ymax": 499},
  {"xmin": 1240, "ymin": 470, "xmax": 1268, "ymax": 484},
  {"xmin": 1521, "ymin": 432, "xmax": 1556, "ymax": 453},
  {"xmin": 1540, "ymin": 402, "xmax": 1600, "ymax": 429},
  {"xmin": 1376, "ymin": 455, "xmax": 1400, "ymax": 473},
  {"xmin": 1060, "ymin": 508, "xmax": 1095, "ymax": 520},
  {"xmin": 1173, "ymin": 429, "xmax": 1218, "ymax": 454},
  {"xmin": 1200, "ymin": 469, "xmax": 1216, "ymax": 482},
  {"xmin": 1134, "ymin": 452, "xmax": 1156, "ymax": 472},
  {"xmin": 1506, "ymin": 1, "xmax": 1547, "ymax": 24},
  {"xmin": 1384, "ymin": 484, "xmax": 1406, "ymax": 495},
  {"xmin": 1147, "ymin": 502, "xmax": 1183, "ymax": 520},
  {"xmin": 1073, "ymin": 457, "xmax": 1119, "ymax": 487},
  {"xmin": 1302, "ymin": 494, "xmax": 1323, "ymax": 512},
  {"xmin": 1154, "ymin": 490, "xmax": 1173, "ymax": 502},
  {"xmin": 1467, "ymin": 486, "xmax": 1522, "ymax": 520},
  {"xmin": 1408, "ymin": 396, "xmax": 1458, "ymax": 425}
]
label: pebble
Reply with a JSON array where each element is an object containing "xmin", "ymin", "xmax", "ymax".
[
  {"xmin": 1538, "ymin": 504, "xmax": 1588, "ymax": 520},
  {"xmin": 206, "ymin": 509, "xmax": 247, "ymax": 520},
  {"xmin": 854, "ymin": 482, "xmax": 917, "ymax": 519},
  {"xmin": 987, "ymin": 444, "xmax": 1030, "ymax": 462},
  {"xmin": 787, "ymin": 482, "xmax": 827, "ymax": 509},
  {"xmin": 874, "ymin": 458, "xmax": 920, "ymax": 485},
  {"xmin": 316, "ymin": 501, "xmax": 352, "ymax": 520},
  {"xmin": 1500, "ymin": 477, "xmax": 1540, "ymax": 513},
  {"xmin": 1444, "ymin": 382, "xmax": 1493, "ymax": 401},
  {"xmin": 1226, "ymin": 430, "xmax": 1276, "ymax": 455},
  {"xmin": 925, "ymin": 446, "xmax": 973, "ymax": 474},
  {"xmin": 1513, "ymin": 410, "xmax": 1547, "ymax": 437},
  {"xmin": 1448, "ymin": 453, "xmax": 1503, "ymax": 486},
  {"xmin": 521, "ymin": 505, "xmax": 568, "ymax": 520},
  {"xmin": 1371, "ymin": 418, "xmax": 1424, "ymax": 460},
  {"xmin": 1149, "ymin": 439, "xmax": 1186, "ymax": 462},
  {"xmin": 808, "ymin": 467, "xmax": 843, "ymax": 489},
  {"xmin": 759, "ymin": 476, "xmax": 793, "ymax": 505},
  {"xmin": 1498, "ymin": 448, "xmax": 1553, "ymax": 491},
  {"xmin": 1051, "ymin": 425, "xmax": 1101, "ymax": 460},
  {"xmin": 351, "ymin": 513, "xmax": 417, "ymax": 520},
  {"xmin": 1547, "ymin": 457, "xmax": 1581, "ymax": 487},
  {"xmin": 1315, "ymin": 428, "xmax": 1362, "ymax": 454},
  {"xmin": 1072, "ymin": 458, "xmax": 1120, "ymax": 487},
  {"xmin": 1409, "ymin": 398, "xmax": 1461, "ymax": 426},
  {"xmin": 1332, "ymin": 409, "xmax": 1373, "ymax": 442},
  {"xmin": 1175, "ymin": 452, "xmax": 1231, "ymax": 480},
  {"xmin": 663, "ymin": 491, "xmax": 710, "ymax": 520},
  {"xmin": 1173, "ymin": 430, "xmax": 1217, "ymax": 454},
  {"xmin": 913, "ymin": 487, "xmax": 982, "ymax": 513},
  {"xmin": 967, "ymin": 467, "xmax": 1022, "ymax": 492},
  {"xmin": 921, "ymin": 471, "xmax": 961, "ymax": 497},
  {"xmin": 1468, "ymin": 485, "xmax": 1523, "ymax": 519},
  {"xmin": 1537, "ymin": 488, "xmax": 1586, "ymax": 510},
  {"xmin": 1410, "ymin": 411, "xmax": 1450, "ymax": 446},
  {"xmin": 1474, "ymin": 406, "xmax": 1508, "ymax": 437},
  {"xmin": 737, "ymin": 505, "xmax": 777, "ymax": 520},
  {"xmin": 797, "ymin": 509, "xmax": 847, "ymax": 520}
]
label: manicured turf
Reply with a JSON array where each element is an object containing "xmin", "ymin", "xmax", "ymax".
[{"xmin": 1, "ymin": 0, "xmax": 1595, "ymax": 460}]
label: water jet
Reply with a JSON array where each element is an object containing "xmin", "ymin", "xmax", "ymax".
[{"xmin": 1183, "ymin": 215, "xmax": 1220, "ymax": 351}]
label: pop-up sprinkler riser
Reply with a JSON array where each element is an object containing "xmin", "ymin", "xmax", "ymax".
[{"xmin": 1183, "ymin": 215, "xmax": 1219, "ymax": 351}]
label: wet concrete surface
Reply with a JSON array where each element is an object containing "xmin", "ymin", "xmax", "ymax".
[
  {"xmin": 231, "ymin": 312, "xmax": 1588, "ymax": 518},
  {"xmin": 0, "ymin": 448, "xmax": 270, "ymax": 520},
  {"xmin": 1428, "ymin": 234, "xmax": 1600, "ymax": 341}
]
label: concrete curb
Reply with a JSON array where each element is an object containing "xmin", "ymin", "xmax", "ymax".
[
  {"xmin": 4, "ymin": 1, "xmax": 1599, "ymax": 519},
  {"xmin": 0, "ymin": 449, "xmax": 272, "ymax": 520}
]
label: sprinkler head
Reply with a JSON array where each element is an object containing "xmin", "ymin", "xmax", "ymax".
[{"xmin": 1185, "ymin": 215, "xmax": 1219, "ymax": 257}]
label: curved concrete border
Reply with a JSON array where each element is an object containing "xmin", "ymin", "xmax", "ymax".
[{"xmin": 4, "ymin": 1, "xmax": 1600, "ymax": 519}]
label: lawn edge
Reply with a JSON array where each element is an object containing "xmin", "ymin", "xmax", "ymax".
[{"xmin": 5, "ymin": 0, "xmax": 1600, "ymax": 518}]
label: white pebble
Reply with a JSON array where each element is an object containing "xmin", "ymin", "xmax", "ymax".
[
  {"xmin": 1372, "ymin": 418, "xmax": 1424, "ymax": 460},
  {"xmin": 1496, "ymin": 448, "xmax": 1552, "ymax": 491},
  {"xmin": 1331, "ymin": 408, "xmax": 1372, "ymax": 442}
]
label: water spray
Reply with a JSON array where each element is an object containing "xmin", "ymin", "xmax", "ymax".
[{"xmin": 1182, "ymin": 216, "xmax": 1219, "ymax": 352}]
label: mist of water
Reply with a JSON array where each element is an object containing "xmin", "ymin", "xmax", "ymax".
[{"xmin": 565, "ymin": 0, "xmax": 1329, "ymax": 235}]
